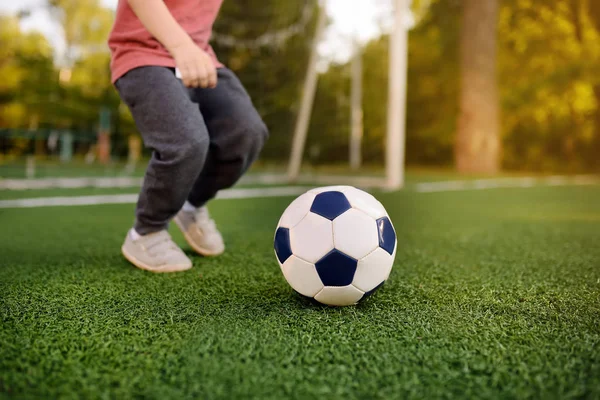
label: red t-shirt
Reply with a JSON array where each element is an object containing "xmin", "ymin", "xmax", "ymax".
[{"xmin": 108, "ymin": 0, "xmax": 224, "ymax": 83}]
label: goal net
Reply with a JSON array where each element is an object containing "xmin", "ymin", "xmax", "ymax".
[{"xmin": 212, "ymin": 0, "xmax": 415, "ymax": 190}]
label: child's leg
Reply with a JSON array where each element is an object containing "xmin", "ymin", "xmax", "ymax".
[
  {"xmin": 115, "ymin": 66, "xmax": 209, "ymax": 235},
  {"xmin": 186, "ymin": 68, "xmax": 269, "ymax": 207}
]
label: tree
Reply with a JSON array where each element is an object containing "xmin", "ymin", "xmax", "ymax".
[
  {"xmin": 47, "ymin": 0, "xmax": 120, "ymax": 162},
  {"xmin": 498, "ymin": 0, "xmax": 599, "ymax": 172},
  {"xmin": 0, "ymin": 15, "xmax": 56, "ymax": 128},
  {"xmin": 48, "ymin": 0, "xmax": 113, "ymax": 65},
  {"xmin": 456, "ymin": 0, "xmax": 500, "ymax": 173}
]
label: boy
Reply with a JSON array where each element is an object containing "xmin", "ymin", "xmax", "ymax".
[{"xmin": 108, "ymin": 0, "xmax": 268, "ymax": 272}]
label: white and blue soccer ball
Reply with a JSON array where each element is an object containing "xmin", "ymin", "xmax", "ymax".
[{"xmin": 274, "ymin": 186, "xmax": 397, "ymax": 306}]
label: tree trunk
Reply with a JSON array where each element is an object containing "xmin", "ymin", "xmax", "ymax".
[{"xmin": 455, "ymin": 0, "xmax": 500, "ymax": 173}]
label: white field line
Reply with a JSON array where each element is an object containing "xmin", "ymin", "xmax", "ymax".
[
  {"xmin": 2, "ymin": 174, "xmax": 598, "ymax": 192},
  {"xmin": 0, "ymin": 186, "xmax": 311, "ymax": 209},
  {"xmin": 0, "ymin": 175, "xmax": 598, "ymax": 209},
  {"xmin": 0, "ymin": 174, "xmax": 387, "ymax": 190},
  {"xmin": 414, "ymin": 175, "xmax": 600, "ymax": 193},
  {"xmin": 0, "ymin": 177, "xmax": 144, "ymax": 190}
]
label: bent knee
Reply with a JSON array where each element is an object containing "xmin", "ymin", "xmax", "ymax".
[
  {"xmin": 185, "ymin": 134, "xmax": 209, "ymax": 159},
  {"xmin": 235, "ymin": 116, "xmax": 268, "ymax": 157},
  {"xmin": 211, "ymin": 115, "xmax": 268, "ymax": 162},
  {"xmin": 247, "ymin": 119, "xmax": 269, "ymax": 153},
  {"xmin": 166, "ymin": 134, "xmax": 209, "ymax": 169}
]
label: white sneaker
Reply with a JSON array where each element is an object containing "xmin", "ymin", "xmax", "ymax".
[
  {"xmin": 121, "ymin": 230, "xmax": 192, "ymax": 273},
  {"xmin": 174, "ymin": 206, "xmax": 225, "ymax": 256}
]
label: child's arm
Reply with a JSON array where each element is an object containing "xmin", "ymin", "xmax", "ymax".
[{"xmin": 128, "ymin": 0, "xmax": 217, "ymax": 88}]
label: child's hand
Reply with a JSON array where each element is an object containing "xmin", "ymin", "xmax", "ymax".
[
  {"xmin": 170, "ymin": 40, "xmax": 217, "ymax": 89},
  {"xmin": 126, "ymin": 0, "xmax": 218, "ymax": 88}
]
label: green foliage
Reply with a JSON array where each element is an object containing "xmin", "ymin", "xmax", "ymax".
[
  {"xmin": 0, "ymin": 16, "xmax": 56, "ymax": 127},
  {"xmin": 499, "ymin": 0, "xmax": 600, "ymax": 171},
  {"xmin": 46, "ymin": 0, "xmax": 120, "ymax": 131},
  {"xmin": 313, "ymin": 0, "xmax": 600, "ymax": 171},
  {"xmin": 1, "ymin": 185, "xmax": 599, "ymax": 398}
]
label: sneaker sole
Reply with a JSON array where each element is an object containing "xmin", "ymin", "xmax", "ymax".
[
  {"xmin": 121, "ymin": 246, "xmax": 192, "ymax": 273},
  {"xmin": 174, "ymin": 215, "xmax": 225, "ymax": 257}
]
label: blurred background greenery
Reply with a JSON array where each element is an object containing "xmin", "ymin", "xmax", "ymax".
[{"xmin": 1, "ymin": 0, "xmax": 599, "ymax": 178}]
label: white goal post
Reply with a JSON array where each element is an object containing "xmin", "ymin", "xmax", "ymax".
[{"xmin": 286, "ymin": 0, "xmax": 413, "ymax": 190}]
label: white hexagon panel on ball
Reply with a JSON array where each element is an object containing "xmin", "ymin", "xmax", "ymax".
[
  {"xmin": 289, "ymin": 212, "xmax": 334, "ymax": 264},
  {"xmin": 343, "ymin": 186, "xmax": 388, "ymax": 220},
  {"xmin": 332, "ymin": 208, "xmax": 379, "ymax": 260},
  {"xmin": 281, "ymin": 255, "xmax": 324, "ymax": 297},
  {"xmin": 352, "ymin": 247, "xmax": 394, "ymax": 293},
  {"xmin": 314, "ymin": 285, "xmax": 365, "ymax": 306},
  {"xmin": 277, "ymin": 192, "xmax": 316, "ymax": 229}
]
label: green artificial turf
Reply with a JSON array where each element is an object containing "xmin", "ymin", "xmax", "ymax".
[{"xmin": 1, "ymin": 185, "xmax": 599, "ymax": 399}]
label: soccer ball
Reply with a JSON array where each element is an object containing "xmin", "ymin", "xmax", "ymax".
[{"xmin": 274, "ymin": 186, "xmax": 396, "ymax": 306}]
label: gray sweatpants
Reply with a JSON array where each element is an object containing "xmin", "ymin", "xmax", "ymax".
[{"xmin": 115, "ymin": 66, "xmax": 268, "ymax": 235}]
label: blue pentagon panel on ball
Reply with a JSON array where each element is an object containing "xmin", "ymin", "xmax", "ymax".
[
  {"xmin": 376, "ymin": 217, "xmax": 396, "ymax": 255},
  {"xmin": 309, "ymin": 191, "xmax": 352, "ymax": 220},
  {"xmin": 315, "ymin": 249, "xmax": 358, "ymax": 286},
  {"xmin": 274, "ymin": 227, "xmax": 292, "ymax": 263}
]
